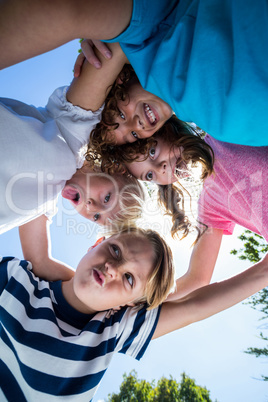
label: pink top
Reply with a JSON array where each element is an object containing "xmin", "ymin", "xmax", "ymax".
[{"xmin": 198, "ymin": 135, "xmax": 268, "ymax": 241}]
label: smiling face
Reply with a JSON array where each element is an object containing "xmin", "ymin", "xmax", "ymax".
[
  {"xmin": 125, "ymin": 136, "xmax": 188, "ymax": 185},
  {"xmin": 108, "ymin": 78, "xmax": 173, "ymax": 145},
  {"xmin": 70, "ymin": 233, "xmax": 155, "ymax": 314},
  {"xmin": 62, "ymin": 170, "xmax": 123, "ymax": 225}
]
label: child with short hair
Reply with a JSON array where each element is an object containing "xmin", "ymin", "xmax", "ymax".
[
  {"xmin": 0, "ymin": 227, "xmax": 175, "ymax": 400},
  {"xmin": 1, "ymin": 227, "xmax": 268, "ymax": 401}
]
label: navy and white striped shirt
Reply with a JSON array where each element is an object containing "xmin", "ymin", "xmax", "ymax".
[{"xmin": 0, "ymin": 257, "xmax": 160, "ymax": 401}]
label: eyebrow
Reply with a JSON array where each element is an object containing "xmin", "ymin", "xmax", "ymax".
[
  {"xmin": 115, "ymin": 239, "xmax": 136, "ymax": 266},
  {"xmin": 139, "ymin": 164, "xmax": 148, "ymax": 181},
  {"xmin": 116, "ymin": 243, "xmax": 127, "ymax": 266}
]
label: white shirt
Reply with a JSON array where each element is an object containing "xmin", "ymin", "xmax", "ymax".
[{"xmin": 0, "ymin": 87, "xmax": 103, "ymax": 234}]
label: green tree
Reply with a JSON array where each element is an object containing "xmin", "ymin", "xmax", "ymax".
[
  {"xmin": 107, "ymin": 370, "xmax": 214, "ymax": 402},
  {"xmin": 178, "ymin": 373, "xmax": 212, "ymax": 402},
  {"xmin": 230, "ymin": 230, "xmax": 268, "ymax": 381},
  {"xmin": 230, "ymin": 230, "xmax": 268, "ymax": 263}
]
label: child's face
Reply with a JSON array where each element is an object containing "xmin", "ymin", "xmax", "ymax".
[
  {"xmin": 109, "ymin": 79, "xmax": 173, "ymax": 145},
  {"xmin": 125, "ymin": 137, "xmax": 188, "ymax": 185},
  {"xmin": 62, "ymin": 170, "xmax": 124, "ymax": 225},
  {"xmin": 73, "ymin": 233, "xmax": 154, "ymax": 313}
]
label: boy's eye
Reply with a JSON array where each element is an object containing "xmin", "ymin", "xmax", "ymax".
[
  {"xmin": 146, "ymin": 171, "xmax": 153, "ymax": 181},
  {"xmin": 118, "ymin": 109, "xmax": 125, "ymax": 120},
  {"xmin": 131, "ymin": 131, "xmax": 138, "ymax": 139},
  {"xmin": 110, "ymin": 244, "xmax": 121, "ymax": 259},
  {"xmin": 125, "ymin": 273, "xmax": 133, "ymax": 287},
  {"xmin": 104, "ymin": 193, "xmax": 111, "ymax": 203},
  {"xmin": 94, "ymin": 213, "xmax": 100, "ymax": 222},
  {"xmin": 149, "ymin": 147, "xmax": 156, "ymax": 158}
]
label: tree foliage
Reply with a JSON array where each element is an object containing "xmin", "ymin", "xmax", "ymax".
[
  {"xmin": 107, "ymin": 370, "xmax": 214, "ymax": 402},
  {"xmin": 230, "ymin": 230, "xmax": 268, "ymax": 263},
  {"xmin": 231, "ymin": 230, "xmax": 268, "ymax": 380}
]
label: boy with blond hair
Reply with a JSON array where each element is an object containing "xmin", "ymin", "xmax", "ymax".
[{"xmin": 1, "ymin": 226, "xmax": 268, "ymax": 401}]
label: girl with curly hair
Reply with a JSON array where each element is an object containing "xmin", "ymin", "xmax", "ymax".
[{"xmin": 86, "ymin": 60, "xmax": 173, "ymax": 150}]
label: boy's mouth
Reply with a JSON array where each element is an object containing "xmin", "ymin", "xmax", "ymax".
[
  {"xmin": 61, "ymin": 185, "xmax": 81, "ymax": 205},
  {"xmin": 93, "ymin": 268, "xmax": 105, "ymax": 287},
  {"xmin": 144, "ymin": 103, "xmax": 158, "ymax": 126}
]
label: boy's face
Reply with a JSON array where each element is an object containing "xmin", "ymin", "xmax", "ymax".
[
  {"xmin": 73, "ymin": 233, "xmax": 154, "ymax": 313},
  {"xmin": 62, "ymin": 170, "xmax": 124, "ymax": 225},
  {"xmin": 108, "ymin": 79, "xmax": 173, "ymax": 145},
  {"xmin": 125, "ymin": 136, "xmax": 187, "ymax": 185}
]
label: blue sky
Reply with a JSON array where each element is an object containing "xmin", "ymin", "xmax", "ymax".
[{"xmin": 0, "ymin": 40, "xmax": 267, "ymax": 401}]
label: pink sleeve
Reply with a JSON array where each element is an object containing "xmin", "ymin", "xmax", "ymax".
[{"xmin": 198, "ymin": 191, "xmax": 236, "ymax": 235}]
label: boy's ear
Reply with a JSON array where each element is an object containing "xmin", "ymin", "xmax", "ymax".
[
  {"xmin": 116, "ymin": 75, "xmax": 123, "ymax": 85},
  {"xmin": 87, "ymin": 236, "xmax": 105, "ymax": 252}
]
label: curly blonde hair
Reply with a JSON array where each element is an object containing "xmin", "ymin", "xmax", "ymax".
[
  {"xmin": 79, "ymin": 163, "xmax": 145, "ymax": 227},
  {"xmin": 106, "ymin": 173, "xmax": 145, "ymax": 227}
]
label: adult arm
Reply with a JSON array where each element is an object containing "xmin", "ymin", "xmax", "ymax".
[
  {"xmin": 0, "ymin": 0, "xmax": 132, "ymax": 69},
  {"xmin": 19, "ymin": 215, "xmax": 75, "ymax": 281},
  {"xmin": 167, "ymin": 228, "xmax": 223, "ymax": 300},
  {"xmin": 67, "ymin": 42, "xmax": 127, "ymax": 112},
  {"xmin": 153, "ymin": 253, "xmax": 268, "ymax": 339}
]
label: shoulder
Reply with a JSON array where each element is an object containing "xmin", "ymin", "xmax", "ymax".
[{"xmin": 0, "ymin": 256, "xmax": 32, "ymax": 293}]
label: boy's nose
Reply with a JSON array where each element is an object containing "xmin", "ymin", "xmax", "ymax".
[
  {"xmin": 156, "ymin": 161, "xmax": 167, "ymax": 175},
  {"xmin": 105, "ymin": 262, "xmax": 118, "ymax": 279},
  {"xmin": 87, "ymin": 198, "xmax": 103, "ymax": 212}
]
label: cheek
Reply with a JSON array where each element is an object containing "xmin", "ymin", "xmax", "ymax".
[
  {"xmin": 114, "ymin": 135, "xmax": 123, "ymax": 145},
  {"xmin": 126, "ymin": 161, "xmax": 144, "ymax": 178},
  {"xmin": 140, "ymin": 131, "xmax": 155, "ymax": 140},
  {"xmin": 107, "ymin": 128, "xmax": 124, "ymax": 145},
  {"xmin": 75, "ymin": 204, "xmax": 94, "ymax": 221}
]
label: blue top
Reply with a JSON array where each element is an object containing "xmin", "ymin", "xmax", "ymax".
[
  {"xmin": 0, "ymin": 256, "xmax": 160, "ymax": 401},
  {"xmin": 107, "ymin": 0, "xmax": 268, "ymax": 146}
]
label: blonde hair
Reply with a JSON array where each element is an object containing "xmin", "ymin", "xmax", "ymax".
[
  {"xmin": 109, "ymin": 174, "xmax": 145, "ymax": 227},
  {"xmin": 109, "ymin": 226, "xmax": 175, "ymax": 310}
]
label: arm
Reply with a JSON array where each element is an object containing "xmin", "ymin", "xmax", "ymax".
[
  {"xmin": 167, "ymin": 228, "xmax": 223, "ymax": 301},
  {"xmin": 19, "ymin": 215, "xmax": 74, "ymax": 281},
  {"xmin": 67, "ymin": 42, "xmax": 127, "ymax": 112},
  {"xmin": 153, "ymin": 253, "xmax": 268, "ymax": 339},
  {"xmin": 0, "ymin": 0, "xmax": 132, "ymax": 69}
]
